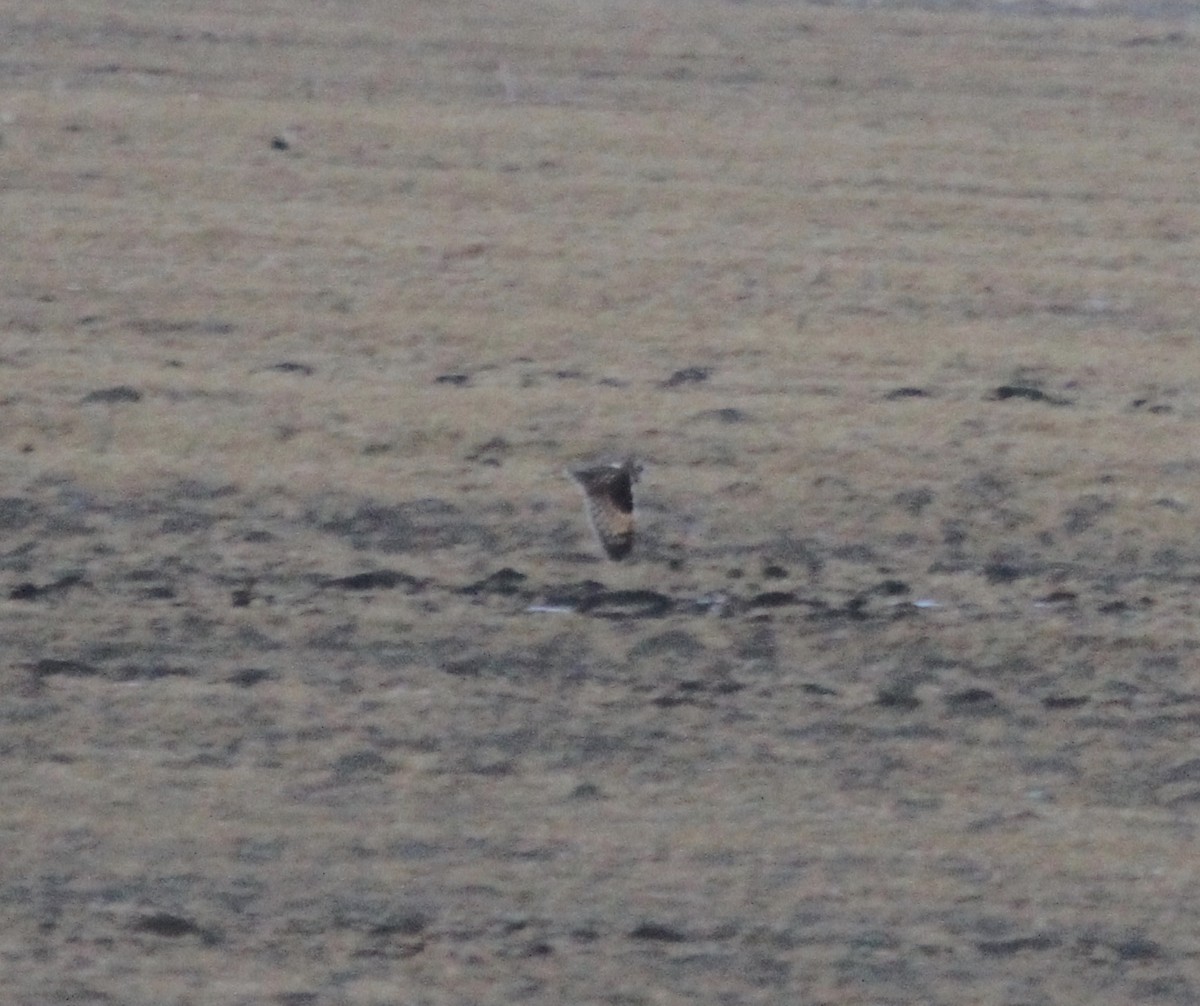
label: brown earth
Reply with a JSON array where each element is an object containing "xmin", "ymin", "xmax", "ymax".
[{"xmin": 5, "ymin": 1, "xmax": 1200, "ymax": 1003}]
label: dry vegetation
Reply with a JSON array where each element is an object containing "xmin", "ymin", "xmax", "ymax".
[{"xmin": 5, "ymin": 0, "xmax": 1200, "ymax": 1002}]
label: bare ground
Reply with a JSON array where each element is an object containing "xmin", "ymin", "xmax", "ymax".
[{"xmin": 5, "ymin": 1, "xmax": 1200, "ymax": 1003}]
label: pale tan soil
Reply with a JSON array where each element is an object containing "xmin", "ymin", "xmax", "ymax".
[{"xmin": 4, "ymin": 1, "xmax": 1200, "ymax": 1003}]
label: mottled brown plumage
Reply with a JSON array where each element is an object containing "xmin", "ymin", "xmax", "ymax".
[{"xmin": 568, "ymin": 458, "xmax": 642, "ymax": 560}]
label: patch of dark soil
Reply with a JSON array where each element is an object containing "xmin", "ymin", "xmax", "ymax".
[
  {"xmin": 127, "ymin": 317, "xmax": 234, "ymax": 336},
  {"xmin": 1121, "ymin": 32, "xmax": 1185, "ymax": 47},
  {"xmin": 766, "ymin": 536, "xmax": 824, "ymax": 578},
  {"xmin": 627, "ymin": 629, "xmax": 706, "ymax": 663},
  {"xmin": 263, "ymin": 361, "xmax": 314, "ymax": 375},
  {"xmin": 1038, "ymin": 590, "xmax": 1078, "ymax": 604},
  {"xmin": 745, "ymin": 590, "xmax": 800, "ymax": 609},
  {"xmin": 331, "ymin": 750, "xmax": 394, "ymax": 778},
  {"xmin": 1097, "ymin": 597, "xmax": 1153, "ymax": 615},
  {"xmin": 465, "ymin": 436, "xmax": 510, "ymax": 463},
  {"xmin": 1042, "ymin": 694, "xmax": 1089, "ymax": 710},
  {"xmin": 983, "ymin": 561, "xmax": 1023, "ymax": 584},
  {"xmin": 575, "ymin": 588, "xmax": 674, "ymax": 619},
  {"xmin": 0, "ymin": 497, "xmax": 38, "ymax": 531},
  {"xmin": 321, "ymin": 569, "xmax": 427, "ymax": 592},
  {"xmin": 1159, "ymin": 758, "xmax": 1200, "ymax": 785},
  {"xmin": 81, "ymin": 385, "xmax": 142, "ymax": 404},
  {"xmin": 26, "ymin": 658, "xmax": 102, "ymax": 678},
  {"xmin": 944, "ymin": 688, "xmax": 1003, "ymax": 715},
  {"xmin": 1113, "ymin": 935, "xmax": 1163, "ymax": 961},
  {"xmin": 660, "ymin": 366, "xmax": 712, "ymax": 388},
  {"xmin": 10, "ymin": 573, "xmax": 86, "ymax": 600},
  {"xmin": 1063, "ymin": 495, "xmax": 1115, "ymax": 534},
  {"xmin": 308, "ymin": 497, "xmax": 492, "ymax": 553},
  {"xmin": 441, "ymin": 653, "xmax": 520, "ymax": 678},
  {"xmin": 986, "ymin": 385, "xmax": 1073, "ymax": 406},
  {"xmin": 653, "ymin": 675, "xmax": 745, "ymax": 707},
  {"xmin": 173, "ymin": 479, "xmax": 238, "ymax": 502},
  {"xmin": 434, "ymin": 372, "xmax": 470, "ymax": 386},
  {"xmin": 815, "ymin": 592, "xmax": 912, "ymax": 622},
  {"xmin": 1130, "ymin": 397, "xmax": 1173, "ymax": 413},
  {"xmin": 629, "ymin": 921, "xmax": 690, "ymax": 942},
  {"xmin": 114, "ymin": 664, "xmax": 192, "ymax": 681},
  {"xmin": 893, "ymin": 487, "xmax": 935, "ymax": 515},
  {"xmin": 976, "ymin": 931, "xmax": 1062, "ymax": 956},
  {"xmin": 692, "ymin": 407, "xmax": 748, "ymax": 423},
  {"xmin": 537, "ymin": 578, "xmax": 608, "ymax": 609},
  {"xmin": 459, "ymin": 567, "xmax": 527, "ymax": 596},
  {"xmin": 130, "ymin": 911, "xmax": 216, "ymax": 943},
  {"xmin": 732, "ymin": 624, "xmax": 776, "ymax": 660},
  {"xmin": 877, "ymin": 684, "xmax": 922, "ymax": 710},
  {"xmin": 831, "ymin": 542, "xmax": 877, "ymax": 563},
  {"xmin": 228, "ymin": 668, "xmax": 274, "ymax": 687},
  {"xmin": 160, "ymin": 510, "xmax": 218, "ymax": 534}
]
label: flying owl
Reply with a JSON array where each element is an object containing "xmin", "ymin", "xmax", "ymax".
[{"xmin": 568, "ymin": 458, "xmax": 642, "ymax": 560}]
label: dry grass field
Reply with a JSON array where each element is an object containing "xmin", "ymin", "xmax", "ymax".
[{"xmin": 6, "ymin": 0, "xmax": 1200, "ymax": 1002}]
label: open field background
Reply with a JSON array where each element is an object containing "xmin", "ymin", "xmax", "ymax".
[{"xmin": 6, "ymin": 0, "xmax": 1200, "ymax": 1002}]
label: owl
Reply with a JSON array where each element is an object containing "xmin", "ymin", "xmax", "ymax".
[{"xmin": 568, "ymin": 458, "xmax": 642, "ymax": 560}]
